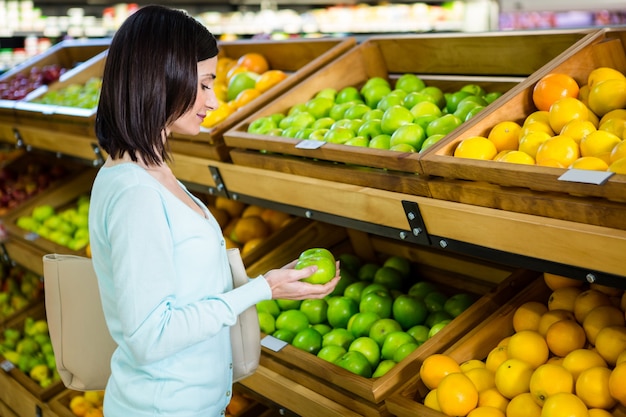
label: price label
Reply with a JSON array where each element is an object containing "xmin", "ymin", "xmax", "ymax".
[
  {"xmin": 261, "ymin": 335, "xmax": 288, "ymax": 352},
  {"xmin": 295, "ymin": 140, "xmax": 325, "ymax": 150},
  {"xmin": 0, "ymin": 359, "xmax": 15, "ymax": 372},
  {"xmin": 558, "ymin": 169, "xmax": 614, "ymax": 185}
]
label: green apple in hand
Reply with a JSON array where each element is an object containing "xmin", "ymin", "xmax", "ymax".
[{"xmin": 296, "ymin": 247, "xmax": 336, "ymax": 284}]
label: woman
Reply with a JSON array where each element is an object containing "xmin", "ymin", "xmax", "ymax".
[{"xmin": 88, "ymin": 5, "xmax": 339, "ymax": 416}]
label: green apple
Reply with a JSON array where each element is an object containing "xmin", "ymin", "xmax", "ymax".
[
  {"xmin": 368, "ymin": 134, "xmax": 391, "ymax": 150},
  {"xmin": 227, "ymin": 71, "xmax": 259, "ymax": 101},
  {"xmin": 275, "ymin": 309, "xmax": 310, "ymax": 334},
  {"xmin": 295, "ymin": 255, "xmax": 336, "ymax": 284},
  {"xmin": 272, "ymin": 329, "xmax": 295, "ymax": 343},
  {"xmin": 312, "ymin": 323, "xmax": 332, "ymax": 336},
  {"xmin": 393, "ymin": 342, "xmax": 419, "ymax": 362},
  {"xmin": 369, "ymin": 318, "xmax": 403, "ymax": 347},
  {"xmin": 390, "ymin": 123, "xmax": 426, "ymax": 152},
  {"xmin": 373, "ymin": 266, "xmax": 404, "ymax": 291},
  {"xmin": 453, "ymin": 100, "xmax": 483, "ymax": 121},
  {"xmin": 484, "ymin": 91, "xmax": 503, "ymax": 104},
  {"xmin": 338, "ymin": 253, "xmax": 362, "ymax": 274},
  {"xmin": 407, "ymin": 281, "xmax": 437, "ymax": 300},
  {"xmin": 361, "ymin": 283, "xmax": 389, "ymax": 298},
  {"xmin": 363, "ymin": 83, "xmax": 392, "ymax": 109},
  {"xmin": 376, "ymin": 92, "xmax": 405, "ymax": 112},
  {"xmin": 343, "ymin": 103, "xmax": 371, "ymax": 120},
  {"xmin": 420, "ymin": 134, "xmax": 446, "ymax": 153},
  {"xmin": 332, "ymin": 118, "xmax": 363, "ymax": 134},
  {"xmin": 410, "ymin": 101, "xmax": 442, "ymax": 120},
  {"xmin": 326, "ymin": 296, "xmax": 359, "ymax": 329},
  {"xmin": 420, "ymin": 86, "xmax": 446, "ymax": 109},
  {"xmin": 347, "ymin": 311, "xmax": 381, "ymax": 338},
  {"xmin": 300, "ymin": 298, "xmax": 328, "ymax": 324},
  {"xmin": 305, "ymin": 96, "xmax": 335, "ymax": 119},
  {"xmin": 309, "ymin": 128, "xmax": 329, "ymax": 141},
  {"xmin": 390, "ymin": 143, "xmax": 416, "ymax": 153},
  {"xmin": 380, "ymin": 105, "xmax": 414, "ymax": 135},
  {"xmin": 294, "ymin": 128, "xmax": 315, "ymax": 139},
  {"xmin": 360, "ymin": 77, "xmax": 390, "ymax": 93},
  {"xmin": 248, "ymin": 116, "xmax": 277, "ymax": 134},
  {"xmin": 330, "ymin": 268, "xmax": 358, "ymax": 297},
  {"xmin": 428, "ymin": 319, "xmax": 451, "ymax": 338},
  {"xmin": 359, "ymin": 290, "xmax": 393, "ymax": 319},
  {"xmin": 300, "ymin": 247, "xmax": 334, "ymax": 260},
  {"xmin": 395, "ymin": 73, "xmax": 426, "ymax": 94},
  {"xmin": 335, "ymin": 350, "xmax": 372, "ymax": 377},
  {"xmin": 358, "ymin": 263, "xmax": 380, "ymax": 281},
  {"xmin": 407, "ymin": 324, "xmax": 430, "ymax": 345},
  {"xmin": 269, "ymin": 113, "xmax": 285, "ymax": 125},
  {"xmin": 336, "ymin": 86, "xmax": 363, "ymax": 104},
  {"xmin": 424, "ymin": 291, "xmax": 448, "ymax": 313},
  {"xmin": 257, "ymin": 299, "xmax": 280, "ymax": 317},
  {"xmin": 357, "ymin": 119, "xmax": 383, "ymax": 140},
  {"xmin": 322, "ymin": 328, "xmax": 355, "ymax": 350},
  {"xmin": 317, "ymin": 345, "xmax": 346, "ymax": 363},
  {"xmin": 279, "ymin": 111, "xmax": 316, "ymax": 130},
  {"xmin": 444, "ymin": 293, "xmax": 475, "ymax": 317},
  {"xmin": 392, "ymin": 294, "xmax": 428, "ymax": 330},
  {"xmin": 324, "ymin": 127, "xmax": 355, "ymax": 144},
  {"xmin": 344, "ymin": 136, "xmax": 369, "ymax": 147},
  {"xmin": 362, "ymin": 109, "xmax": 384, "ymax": 122},
  {"xmin": 258, "ymin": 311, "xmax": 276, "ymax": 334},
  {"xmin": 426, "ymin": 114, "xmax": 462, "ymax": 137},
  {"xmin": 281, "ymin": 126, "xmax": 300, "ymax": 138},
  {"xmin": 372, "ymin": 359, "xmax": 397, "ymax": 378},
  {"xmin": 292, "ymin": 327, "xmax": 323, "ymax": 354},
  {"xmin": 311, "ymin": 117, "xmax": 336, "ymax": 130},
  {"xmin": 276, "ymin": 298, "xmax": 302, "ymax": 310},
  {"xmin": 16, "ymin": 216, "xmax": 39, "ymax": 232},
  {"xmin": 445, "ymin": 90, "xmax": 473, "ymax": 114},
  {"xmin": 315, "ymin": 87, "xmax": 338, "ymax": 101},
  {"xmin": 349, "ymin": 336, "xmax": 381, "ymax": 369},
  {"xmin": 402, "ymin": 91, "xmax": 437, "ymax": 109},
  {"xmin": 32, "ymin": 205, "xmax": 55, "ymax": 223},
  {"xmin": 329, "ymin": 103, "xmax": 353, "ymax": 123},
  {"xmin": 383, "ymin": 256, "xmax": 411, "ymax": 277},
  {"xmin": 381, "ymin": 331, "xmax": 417, "ymax": 360},
  {"xmin": 460, "ymin": 83, "xmax": 487, "ymax": 97},
  {"xmin": 425, "ymin": 311, "xmax": 453, "ymax": 328},
  {"xmin": 343, "ymin": 281, "xmax": 369, "ymax": 304},
  {"xmin": 288, "ymin": 102, "xmax": 307, "ymax": 115},
  {"xmin": 464, "ymin": 105, "xmax": 485, "ymax": 121}
]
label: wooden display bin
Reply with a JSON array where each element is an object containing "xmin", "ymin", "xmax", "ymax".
[
  {"xmin": 242, "ymin": 227, "xmax": 540, "ymax": 417},
  {"xmin": 385, "ymin": 275, "xmax": 551, "ymax": 417},
  {"xmin": 0, "ymin": 252, "xmax": 45, "ymax": 329},
  {"xmin": 420, "ymin": 28, "xmax": 626, "ymax": 230},
  {"xmin": 170, "ymin": 37, "xmax": 356, "ymax": 161},
  {"xmin": 223, "ymin": 30, "xmax": 596, "ymax": 196},
  {"xmin": 0, "ymin": 39, "xmax": 110, "ymax": 131},
  {"xmin": 0, "ymin": 303, "xmax": 65, "ymax": 402},
  {"xmin": 4, "ymin": 168, "xmax": 97, "ymax": 258}
]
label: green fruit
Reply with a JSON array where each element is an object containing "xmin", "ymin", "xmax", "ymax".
[
  {"xmin": 335, "ymin": 350, "xmax": 372, "ymax": 377},
  {"xmin": 275, "ymin": 309, "xmax": 310, "ymax": 334},
  {"xmin": 227, "ymin": 71, "xmax": 259, "ymax": 101},
  {"xmin": 426, "ymin": 114, "xmax": 462, "ymax": 137},
  {"xmin": 305, "ymin": 97, "xmax": 335, "ymax": 119},
  {"xmin": 381, "ymin": 105, "xmax": 414, "ymax": 135},
  {"xmin": 336, "ymin": 86, "xmax": 363, "ymax": 104},
  {"xmin": 292, "ymin": 327, "xmax": 323, "ymax": 354},
  {"xmin": 395, "ymin": 74, "xmax": 426, "ymax": 94}
]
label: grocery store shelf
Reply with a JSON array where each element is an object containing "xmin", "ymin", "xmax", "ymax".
[{"xmin": 170, "ymin": 155, "xmax": 626, "ymax": 282}]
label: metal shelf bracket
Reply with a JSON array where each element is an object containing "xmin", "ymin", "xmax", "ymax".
[
  {"xmin": 208, "ymin": 165, "xmax": 229, "ymax": 198},
  {"xmin": 401, "ymin": 200, "xmax": 430, "ymax": 246}
]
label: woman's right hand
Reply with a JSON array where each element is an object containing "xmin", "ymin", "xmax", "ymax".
[{"xmin": 263, "ymin": 260, "xmax": 341, "ymax": 300}]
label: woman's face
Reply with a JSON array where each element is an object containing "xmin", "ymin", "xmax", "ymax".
[{"xmin": 168, "ymin": 56, "xmax": 219, "ymax": 136}]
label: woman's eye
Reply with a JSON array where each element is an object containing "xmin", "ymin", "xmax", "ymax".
[{"xmin": 201, "ymin": 84, "xmax": 211, "ymax": 90}]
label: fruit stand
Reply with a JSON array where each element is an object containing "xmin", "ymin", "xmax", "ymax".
[{"xmin": 0, "ymin": 26, "xmax": 625, "ymax": 417}]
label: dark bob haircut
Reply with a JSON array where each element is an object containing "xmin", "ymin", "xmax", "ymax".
[{"xmin": 95, "ymin": 5, "xmax": 219, "ymax": 165}]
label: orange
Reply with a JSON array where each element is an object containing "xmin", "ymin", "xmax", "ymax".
[
  {"xmin": 576, "ymin": 366, "xmax": 616, "ymax": 409},
  {"xmin": 420, "ymin": 354, "xmax": 462, "ymax": 390},
  {"xmin": 84, "ymin": 409, "xmax": 104, "ymax": 417},
  {"xmin": 595, "ymin": 326, "xmax": 626, "ymax": 366},
  {"xmin": 518, "ymin": 131, "xmax": 552, "ymax": 159},
  {"xmin": 498, "ymin": 150, "xmax": 535, "ymax": 165},
  {"xmin": 562, "ymin": 349, "xmax": 608, "ymax": 382},
  {"xmin": 541, "ymin": 392, "xmax": 589, "ymax": 417},
  {"xmin": 538, "ymin": 309, "xmax": 576, "ymax": 336},
  {"xmin": 549, "ymin": 286, "xmax": 584, "ymax": 312},
  {"xmin": 610, "ymin": 140, "xmax": 626, "ymax": 163},
  {"xmin": 255, "ymin": 69, "xmax": 288, "ymax": 93},
  {"xmin": 488, "ymin": 121, "xmax": 522, "ymax": 152},
  {"xmin": 560, "ymin": 119, "xmax": 596, "ymax": 144},
  {"xmin": 513, "ymin": 301, "xmax": 548, "ymax": 332},
  {"xmin": 529, "ymin": 363, "xmax": 574, "ymax": 406},
  {"xmin": 545, "ymin": 319, "xmax": 587, "ymax": 357},
  {"xmin": 548, "ymin": 356, "xmax": 565, "ymax": 366},
  {"xmin": 618, "ymin": 350, "xmax": 626, "ymax": 365},
  {"xmin": 69, "ymin": 396, "xmax": 92, "ymax": 417},
  {"xmin": 241, "ymin": 205, "xmax": 266, "ymax": 218},
  {"xmin": 465, "ymin": 367, "xmax": 495, "ymax": 392},
  {"xmin": 574, "ymin": 289, "xmax": 613, "ymax": 324},
  {"xmin": 609, "ymin": 157, "xmax": 626, "ymax": 174},
  {"xmin": 230, "ymin": 216, "xmax": 271, "ymax": 244},
  {"xmin": 494, "ymin": 358, "xmax": 534, "ymax": 399},
  {"xmin": 569, "ymin": 157, "xmax": 609, "ymax": 171},
  {"xmin": 223, "ymin": 236, "xmax": 240, "ymax": 250},
  {"xmin": 460, "ymin": 359, "xmax": 487, "ymax": 373},
  {"xmin": 467, "ymin": 406, "xmax": 505, "ymax": 417},
  {"xmin": 582, "ymin": 305, "xmax": 625, "ymax": 345},
  {"xmin": 208, "ymin": 206, "xmax": 230, "ymax": 228},
  {"xmin": 587, "ymin": 409, "xmax": 613, "ymax": 417},
  {"xmin": 437, "ymin": 372, "xmax": 479, "ymax": 416},
  {"xmin": 485, "ymin": 345, "xmax": 509, "ymax": 373},
  {"xmin": 544, "ymin": 273, "xmax": 584, "ymax": 291},
  {"xmin": 423, "ymin": 388, "xmax": 441, "ymax": 411},
  {"xmin": 580, "ymin": 130, "xmax": 622, "ymax": 161},
  {"xmin": 242, "ymin": 237, "xmax": 265, "ymax": 255},
  {"xmin": 497, "ymin": 336, "xmax": 511, "ymax": 348},
  {"xmin": 85, "ymin": 243, "xmax": 92, "ymax": 258},
  {"xmin": 216, "ymin": 56, "xmax": 236, "ymax": 78},
  {"xmin": 548, "ymin": 97, "xmax": 589, "ymax": 133},
  {"xmin": 260, "ymin": 208, "xmax": 291, "ymax": 232},
  {"xmin": 588, "ymin": 78, "xmax": 626, "ymax": 118},
  {"xmin": 609, "ymin": 362, "xmax": 626, "ymax": 406},
  {"xmin": 477, "ymin": 387, "xmax": 509, "ymax": 412},
  {"xmin": 536, "ymin": 135, "xmax": 580, "ymax": 168},
  {"xmin": 454, "ymin": 136, "xmax": 498, "ymax": 160},
  {"xmin": 532, "ymin": 73, "xmax": 580, "ymax": 112},
  {"xmin": 215, "ymin": 196, "xmax": 246, "ymax": 218},
  {"xmin": 588, "ymin": 67, "xmax": 626, "ymax": 89},
  {"xmin": 506, "ymin": 392, "xmax": 542, "ymax": 417},
  {"xmin": 591, "ymin": 283, "xmax": 624, "ymax": 297},
  {"xmin": 232, "ymin": 88, "xmax": 262, "ymax": 109},
  {"xmin": 237, "ymin": 52, "xmax": 270, "ymax": 74}
]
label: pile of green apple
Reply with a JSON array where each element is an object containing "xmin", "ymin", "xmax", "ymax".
[
  {"xmin": 0, "ymin": 315, "xmax": 61, "ymax": 388},
  {"xmin": 256, "ymin": 249, "xmax": 476, "ymax": 378},
  {"xmin": 31, "ymin": 76, "xmax": 102, "ymax": 109},
  {"xmin": 0, "ymin": 263, "xmax": 43, "ymax": 321},
  {"xmin": 246, "ymin": 74, "xmax": 502, "ymax": 153},
  {"xmin": 15, "ymin": 194, "xmax": 90, "ymax": 251}
]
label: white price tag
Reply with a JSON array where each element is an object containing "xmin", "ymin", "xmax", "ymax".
[
  {"xmin": 558, "ymin": 169, "xmax": 614, "ymax": 185},
  {"xmin": 261, "ymin": 335, "xmax": 288, "ymax": 352},
  {"xmin": 295, "ymin": 140, "xmax": 325, "ymax": 150}
]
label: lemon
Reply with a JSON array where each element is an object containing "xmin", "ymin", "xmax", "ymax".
[
  {"xmin": 488, "ymin": 121, "xmax": 522, "ymax": 152},
  {"xmin": 580, "ymin": 130, "xmax": 621, "ymax": 161},
  {"xmin": 454, "ymin": 136, "xmax": 498, "ymax": 160},
  {"xmin": 609, "ymin": 157, "xmax": 626, "ymax": 174},
  {"xmin": 498, "ymin": 150, "xmax": 535, "ymax": 165},
  {"xmin": 548, "ymin": 97, "xmax": 589, "ymax": 133},
  {"xmin": 518, "ymin": 131, "xmax": 552, "ymax": 159},
  {"xmin": 536, "ymin": 135, "xmax": 580, "ymax": 168},
  {"xmin": 588, "ymin": 67, "xmax": 626, "ymax": 89},
  {"xmin": 562, "ymin": 348, "xmax": 607, "ymax": 382},
  {"xmin": 437, "ymin": 372, "xmax": 479, "ymax": 416},
  {"xmin": 569, "ymin": 157, "xmax": 609, "ymax": 171},
  {"xmin": 494, "ymin": 358, "xmax": 533, "ymax": 399},
  {"xmin": 588, "ymin": 78, "xmax": 626, "ymax": 118},
  {"xmin": 582, "ymin": 305, "xmax": 625, "ymax": 344},
  {"xmin": 576, "ymin": 366, "xmax": 616, "ymax": 409},
  {"xmin": 529, "ymin": 363, "xmax": 574, "ymax": 406},
  {"xmin": 600, "ymin": 109, "xmax": 626, "ymax": 125},
  {"xmin": 541, "ymin": 392, "xmax": 590, "ymax": 417},
  {"xmin": 560, "ymin": 119, "xmax": 596, "ymax": 144},
  {"xmin": 610, "ymin": 140, "xmax": 626, "ymax": 163},
  {"xmin": 506, "ymin": 392, "xmax": 542, "ymax": 417}
]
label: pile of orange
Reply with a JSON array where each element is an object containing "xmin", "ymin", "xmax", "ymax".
[
  {"xmin": 202, "ymin": 52, "xmax": 288, "ymax": 129},
  {"xmin": 419, "ymin": 273, "xmax": 626, "ymax": 417},
  {"xmin": 453, "ymin": 67, "xmax": 626, "ymax": 175},
  {"xmin": 208, "ymin": 196, "xmax": 292, "ymax": 254},
  {"xmin": 68, "ymin": 391, "xmax": 105, "ymax": 417}
]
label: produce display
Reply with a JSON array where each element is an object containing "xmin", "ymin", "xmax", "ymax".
[
  {"xmin": 67, "ymin": 391, "xmax": 104, "ymax": 417},
  {"xmin": 15, "ymin": 194, "xmax": 90, "ymax": 251},
  {"xmin": 246, "ymin": 74, "xmax": 502, "ymax": 153},
  {"xmin": 0, "ymin": 263, "xmax": 42, "ymax": 322},
  {"xmin": 256, "ymin": 251, "xmax": 475, "ymax": 378},
  {"xmin": 30, "ymin": 77, "xmax": 102, "ymax": 109},
  {"xmin": 0, "ymin": 313, "xmax": 61, "ymax": 388},
  {"xmin": 453, "ymin": 66, "xmax": 626, "ymax": 174},
  {"xmin": 417, "ymin": 273, "xmax": 626, "ymax": 417},
  {"xmin": 0, "ymin": 64, "xmax": 67, "ymax": 100},
  {"xmin": 201, "ymin": 52, "xmax": 288, "ymax": 128}
]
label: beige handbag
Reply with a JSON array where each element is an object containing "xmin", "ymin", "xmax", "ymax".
[{"xmin": 42, "ymin": 249, "xmax": 260, "ymax": 391}]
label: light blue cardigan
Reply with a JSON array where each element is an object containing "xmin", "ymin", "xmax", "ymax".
[{"xmin": 88, "ymin": 163, "xmax": 271, "ymax": 417}]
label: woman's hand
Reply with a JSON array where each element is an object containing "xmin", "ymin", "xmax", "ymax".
[{"xmin": 263, "ymin": 260, "xmax": 341, "ymax": 300}]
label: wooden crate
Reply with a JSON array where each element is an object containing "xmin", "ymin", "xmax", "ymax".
[
  {"xmin": 14, "ymin": 50, "xmax": 106, "ymax": 139},
  {"xmin": 4, "ymin": 168, "xmax": 97, "ymax": 257},
  {"xmin": 0, "ymin": 39, "xmax": 110, "ymax": 128},
  {"xmin": 0, "ymin": 252, "xmax": 45, "ymax": 330},
  {"xmin": 385, "ymin": 276, "xmax": 551, "ymax": 417},
  {"xmin": 223, "ymin": 30, "xmax": 595, "ymax": 196},
  {"xmin": 169, "ymin": 37, "xmax": 356, "ymax": 161},
  {"xmin": 420, "ymin": 28, "xmax": 626, "ymax": 229},
  {"xmin": 0, "ymin": 302, "xmax": 65, "ymax": 402},
  {"xmin": 245, "ymin": 227, "xmax": 539, "ymax": 416}
]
